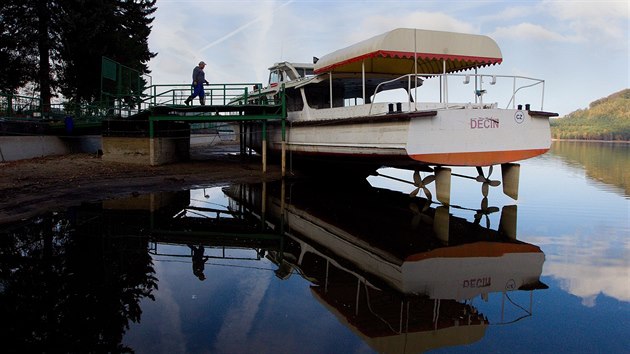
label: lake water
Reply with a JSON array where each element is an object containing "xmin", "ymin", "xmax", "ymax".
[{"xmin": 1, "ymin": 141, "xmax": 628, "ymax": 353}]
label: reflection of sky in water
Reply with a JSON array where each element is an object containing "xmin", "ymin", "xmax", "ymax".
[
  {"xmin": 365, "ymin": 146, "xmax": 629, "ymax": 352},
  {"xmin": 123, "ymin": 142, "xmax": 629, "ymax": 352},
  {"xmin": 187, "ymin": 186, "xmax": 232, "ymax": 218},
  {"xmin": 368, "ymin": 150, "xmax": 629, "ymax": 307},
  {"xmin": 519, "ymin": 155, "xmax": 629, "ymax": 307},
  {"xmin": 125, "ymin": 186, "xmax": 367, "ymax": 353},
  {"xmin": 126, "ymin": 243, "xmax": 367, "ymax": 353}
]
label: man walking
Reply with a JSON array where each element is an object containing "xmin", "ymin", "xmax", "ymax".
[{"xmin": 184, "ymin": 61, "xmax": 209, "ymax": 106}]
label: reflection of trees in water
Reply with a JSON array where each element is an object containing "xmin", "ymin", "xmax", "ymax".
[
  {"xmin": 0, "ymin": 208, "xmax": 157, "ymax": 352},
  {"xmin": 550, "ymin": 141, "xmax": 629, "ymax": 195}
]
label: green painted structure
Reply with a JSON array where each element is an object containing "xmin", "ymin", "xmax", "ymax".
[
  {"xmin": 2, "ymin": 58, "xmax": 288, "ymax": 171},
  {"xmin": 101, "ymin": 82, "xmax": 287, "ymax": 173}
]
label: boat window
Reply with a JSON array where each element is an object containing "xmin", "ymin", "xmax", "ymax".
[
  {"xmin": 285, "ymin": 87, "xmax": 304, "ymax": 112},
  {"xmin": 269, "ymin": 70, "xmax": 281, "ymax": 86},
  {"xmin": 304, "ymin": 82, "xmax": 344, "ymax": 109},
  {"xmin": 302, "ymin": 76, "xmax": 420, "ymax": 110},
  {"xmin": 303, "ymin": 79, "xmax": 361, "ymax": 109},
  {"xmin": 298, "ymin": 67, "xmax": 314, "ymax": 77}
]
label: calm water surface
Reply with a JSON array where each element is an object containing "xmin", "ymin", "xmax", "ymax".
[{"xmin": 1, "ymin": 141, "xmax": 628, "ymax": 353}]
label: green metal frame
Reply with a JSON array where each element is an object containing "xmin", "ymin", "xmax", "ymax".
[
  {"xmin": 147, "ymin": 84, "xmax": 287, "ymax": 139},
  {"xmin": 100, "ymin": 56, "xmax": 147, "ymax": 110}
]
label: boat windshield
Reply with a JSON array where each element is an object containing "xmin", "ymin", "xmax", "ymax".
[{"xmin": 269, "ymin": 70, "xmax": 281, "ymax": 86}]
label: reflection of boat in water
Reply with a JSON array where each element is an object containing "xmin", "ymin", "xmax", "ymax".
[
  {"xmin": 99, "ymin": 181, "xmax": 546, "ymax": 352},
  {"xmin": 223, "ymin": 179, "xmax": 547, "ymax": 352},
  {"xmin": 236, "ymin": 28, "xmax": 558, "ymax": 201}
]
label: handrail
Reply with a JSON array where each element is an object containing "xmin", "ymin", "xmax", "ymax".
[
  {"xmin": 505, "ymin": 79, "xmax": 545, "ymax": 110},
  {"xmin": 1, "ymin": 81, "xmax": 280, "ymax": 121},
  {"xmin": 368, "ymin": 72, "xmax": 546, "ymax": 115},
  {"xmin": 141, "ymin": 83, "xmax": 263, "ymax": 109},
  {"xmin": 369, "ymin": 75, "xmax": 416, "ymax": 115}
]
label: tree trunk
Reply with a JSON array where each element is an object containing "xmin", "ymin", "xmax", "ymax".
[{"xmin": 36, "ymin": 1, "xmax": 51, "ymax": 113}]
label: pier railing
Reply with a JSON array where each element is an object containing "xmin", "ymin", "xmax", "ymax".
[
  {"xmin": 0, "ymin": 93, "xmax": 43, "ymax": 119},
  {"xmin": 0, "ymin": 82, "xmax": 274, "ymax": 122},
  {"xmin": 140, "ymin": 83, "xmax": 267, "ymax": 109},
  {"xmin": 0, "ymin": 93, "xmax": 107, "ymax": 122}
]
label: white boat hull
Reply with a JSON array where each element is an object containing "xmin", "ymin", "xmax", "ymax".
[
  {"xmin": 257, "ymin": 107, "xmax": 551, "ymax": 168},
  {"xmin": 406, "ymin": 108, "xmax": 551, "ymax": 166}
]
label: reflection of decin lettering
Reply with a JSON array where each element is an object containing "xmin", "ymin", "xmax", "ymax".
[
  {"xmin": 463, "ymin": 277, "xmax": 492, "ymax": 288},
  {"xmin": 470, "ymin": 117, "xmax": 499, "ymax": 129}
]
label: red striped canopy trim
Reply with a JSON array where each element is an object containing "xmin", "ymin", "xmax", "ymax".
[{"xmin": 314, "ymin": 50, "xmax": 503, "ymax": 74}]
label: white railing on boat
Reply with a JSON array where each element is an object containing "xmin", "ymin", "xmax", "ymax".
[{"xmin": 369, "ymin": 73, "xmax": 546, "ymax": 115}]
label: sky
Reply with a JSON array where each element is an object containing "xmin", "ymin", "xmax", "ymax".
[{"xmin": 147, "ymin": 0, "xmax": 629, "ymax": 116}]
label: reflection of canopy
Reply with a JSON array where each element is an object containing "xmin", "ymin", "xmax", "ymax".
[
  {"xmin": 311, "ymin": 287, "xmax": 487, "ymax": 353},
  {"xmin": 314, "ymin": 28, "xmax": 502, "ymax": 75}
]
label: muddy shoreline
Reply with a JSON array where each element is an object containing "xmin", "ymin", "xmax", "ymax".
[{"xmin": 0, "ymin": 152, "xmax": 283, "ymax": 224}]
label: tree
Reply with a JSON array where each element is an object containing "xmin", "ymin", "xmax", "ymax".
[
  {"xmin": 0, "ymin": 0, "xmax": 157, "ymax": 109},
  {"xmin": 57, "ymin": 0, "xmax": 157, "ymax": 106},
  {"xmin": 0, "ymin": 0, "xmax": 38, "ymax": 93},
  {"xmin": 36, "ymin": 1, "xmax": 54, "ymax": 111}
]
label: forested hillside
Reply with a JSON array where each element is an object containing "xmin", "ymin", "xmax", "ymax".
[{"xmin": 551, "ymin": 89, "xmax": 630, "ymax": 141}]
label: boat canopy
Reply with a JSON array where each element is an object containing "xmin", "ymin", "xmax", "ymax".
[{"xmin": 313, "ymin": 28, "xmax": 502, "ymax": 75}]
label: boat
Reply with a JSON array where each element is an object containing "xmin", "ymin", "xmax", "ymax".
[
  {"xmin": 222, "ymin": 179, "xmax": 547, "ymax": 352},
  {"xmin": 237, "ymin": 28, "xmax": 558, "ymax": 202},
  {"xmin": 92, "ymin": 180, "xmax": 548, "ymax": 352}
]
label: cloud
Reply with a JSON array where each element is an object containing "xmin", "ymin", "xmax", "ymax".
[
  {"xmin": 479, "ymin": 5, "xmax": 539, "ymax": 22},
  {"xmin": 545, "ymin": 0, "xmax": 628, "ymax": 22},
  {"xmin": 531, "ymin": 231, "xmax": 630, "ymax": 306},
  {"xmin": 490, "ymin": 22, "xmax": 581, "ymax": 42},
  {"xmin": 482, "ymin": 1, "xmax": 627, "ymax": 49},
  {"xmin": 212, "ymin": 270, "xmax": 273, "ymax": 352},
  {"xmin": 548, "ymin": 1, "xmax": 628, "ymax": 41},
  {"xmin": 356, "ymin": 11, "xmax": 478, "ymax": 41},
  {"xmin": 196, "ymin": 1, "xmax": 294, "ymax": 55},
  {"xmin": 544, "ymin": 260, "xmax": 630, "ymax": 307},
  {"xmin": 145, "ymin": 0, "xmax": 626, "ymax": 117}
]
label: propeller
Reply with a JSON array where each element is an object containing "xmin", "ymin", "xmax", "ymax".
[
  {"xmin": 409, "ymin": 201, "xmax": 433, "ymax": 229},
  {"xmin": 475, "ymin": 166, "xmax": 501, "ymax": 197},
  {"xmin": 473, "ymin": 197, "xmax": 500, "ymax": 228},
  {"xmin": 410, "ymin": 170, "xmax": 435, "ymax": 200}
]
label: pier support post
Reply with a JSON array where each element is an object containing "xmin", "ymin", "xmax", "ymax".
[
  {"xmin": 103, "ymin": 119, "xmax": 189, "ymax": 166},
  {"xmin": 281, "ymin": 84, "xmax": 287, "ymax": 177},
  {"xmin": 262, "ymin": 121, "xmax": 267, "ymax": 173},
  {"xmin": 262, "ymin": 181, "xmax": 267, "ymax": 227},
  {"xmin": 281, "ymin": 142, "xmax": 286, "ymax": 177}
]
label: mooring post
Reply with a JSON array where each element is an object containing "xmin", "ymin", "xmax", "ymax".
[
  {"xmin": 149, "ymin": 119, "xmax": 154, "ymax": 138},
  {"xmin": 281, "ymin": 141, "xmax": 286, "ymax": 177},
  {"xmin": 248, "ymin": 122, "xmax": 253, "ymax": 157},
  {"xmin": 261, "ymin": 181, "xmax": 267, "ymax": 228},
  {"xmin": 148, "ymin": 118, "xmax": 155, "ymax": 166},
  {"xmin": 262, "ymin": 120, "xmax": 267, "ymax": 173}
]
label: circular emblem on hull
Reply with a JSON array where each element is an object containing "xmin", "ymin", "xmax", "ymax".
[{"xmin": 514, "ymin": 110, "xmax": 525, "ymax": 124}]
